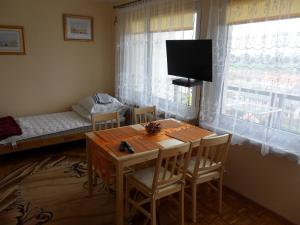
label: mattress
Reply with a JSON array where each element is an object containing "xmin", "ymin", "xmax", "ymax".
[
  {"xmin": 0, "ymin": 111, "xmax": 127, "ymax": 147},
  {"xmin": 0, "ymin": 111, "xmax": 91, "ymax": 146}
]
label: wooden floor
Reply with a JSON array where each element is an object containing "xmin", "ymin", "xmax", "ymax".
[{"xmin": 0, "ymin": 141, "xmax": 293, "ymax": 225}]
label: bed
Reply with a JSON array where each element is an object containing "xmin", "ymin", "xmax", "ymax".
[
  {"xmin": 0, "ymin": 111, "xmax": 127, "ymax": 155},
  {"xmin": 0, "ymin": 111, "xmax": 88, "ymax": 154},
  {"xmin": 0, "ymin": 94, "xmax": 129, "ymax": 155}
]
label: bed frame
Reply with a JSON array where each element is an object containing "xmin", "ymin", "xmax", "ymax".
[
  {"xmin": 0, "ymin": 108, "xmax": 131, "ymax": 155},
  {"xmin": 0, "ymin": 131, "xmax": 87, "ymax": 155}
]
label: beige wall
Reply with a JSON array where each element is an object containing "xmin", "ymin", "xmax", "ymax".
[
  {"xmin": 224, "ymin": 145, "xmax": 300, "ymax": 225},
  {"xmin": 0, "ymin": 0, "xmax": 115, "ymax": 117}
]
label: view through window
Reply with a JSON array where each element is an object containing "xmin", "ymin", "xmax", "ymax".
[{"xmin": 222, "ymin": 18, "xmax": 300, "ymax": 136}]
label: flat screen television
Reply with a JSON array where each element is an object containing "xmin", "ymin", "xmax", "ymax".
[{"xmin": 166, "ymin": 40, "xmax": 212, "ymax": 85}]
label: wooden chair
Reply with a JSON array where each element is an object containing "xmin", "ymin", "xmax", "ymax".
[
  {"xmin": 186, "ymin": 133, "xmax": 232, "ymax": 222},
  {"xmin": 91, "ymin": 111, "xmax": 120, "ymax": 131},
  {"xmin": 133, "ymin": 106, "xmax": 156, "ymax": 124},
  {"xmin": 91, "ymin": 112, "xmax": 120, "ymax": 191},
  {"xmin": 125, "ymin": 142, "xmax": 191, "ymax": 225}
]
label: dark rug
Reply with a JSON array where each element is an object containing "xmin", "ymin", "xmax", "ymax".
[{"xmin": 0, "ymin": 156, "xmax": 115, "ymax": 225}]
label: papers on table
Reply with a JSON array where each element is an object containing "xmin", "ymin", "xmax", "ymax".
[
  {"xmin": 130, "ymin": 124, "xmax": 145, "ymax": 131},
  {"xmin": 158, "ymin": 138, "xmax": 184, "ymax": 148}
]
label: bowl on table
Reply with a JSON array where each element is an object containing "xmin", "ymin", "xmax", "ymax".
[{"xmin": 145, "ymin": 121, "xmax": 161, "ymax": 135}]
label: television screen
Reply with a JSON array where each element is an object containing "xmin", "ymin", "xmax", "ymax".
[{"xmin": 166, "ymin": 40, "xmax": 212, "ymax": 82}]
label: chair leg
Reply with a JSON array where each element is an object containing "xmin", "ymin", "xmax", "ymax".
[
  {"xmin": 219, "ymin": 178, "xmax": 223, "ymax": 214},
  {"xmin": 150, "ymin": 197, "xmax": 156, "ymax": 225},
  {"xmin": 157, "ymin": 200, "xmax": 161, "ymax": 225},
  {"xmin": 179, "ymin": 185, "xmax": 185, "ymax": 225},
  {"xmin": 125, "ymin": 180, "xmax": 130, "ymax": 219},
  {"xmin": 206, "ymin": 182, "xmax": 212, "ymax": 195},
  {"xmin": 92, "ymin": 170, "xmax": 97, "ymax": 185},
  {"xmin": 143, "ymin": 219, "xmax": 149, "ymax": 225},
  {"xmin": 191, "ymin": 183, "xmax": 197, "ymax": 223}
]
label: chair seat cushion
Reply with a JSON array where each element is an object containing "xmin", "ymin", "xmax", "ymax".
[
  {"xmin": 186, "ymin": 170, "xmax": 220, "ymax": 184},
  {"xmin": 130, "ymin": 167, "xmax": 182, "ymax": 194},
  {"xmin": 131, "ymin": 167, "xmax": 160, "ymax": 189},
  {"xmin": 186, "ymin": 157, "xmax": 221, "ymax": 183},
  {"xmin": 187, "ymin": 157, "xmax": 221, "ymax": 175}
]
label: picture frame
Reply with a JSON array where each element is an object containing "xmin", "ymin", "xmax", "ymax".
[
  {"xmin": 63, "ymin": 14, "xmax": 93, "ymax": 41},
  {"xmin": 0, "ymin": 25, "xmax": 25, "ymax": 55}
]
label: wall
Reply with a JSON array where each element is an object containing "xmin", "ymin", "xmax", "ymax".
[
  {"xmin": 0, "ymin": 0, "xmax": 115, "ymax": 117},
  {"xmin": 224, "ymin": 145, "xmax": 300, "ymax": 225}
]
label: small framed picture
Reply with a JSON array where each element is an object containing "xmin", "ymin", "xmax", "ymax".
[
  {"xmin": 0, "ymin": 25, "xmax": 25, "ymax": 55},
  {"xmin": 63, "ymin": 14, "xmax": 93, "ymax": 41}
]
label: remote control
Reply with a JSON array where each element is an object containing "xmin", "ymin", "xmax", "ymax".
[
  {"xmin": 125, "ymin": 141, "xmax": 135, "ymax": 154},
  {"xmin": 119, "ymin": 141, "xmax": 127, "ymax": 152},
  {"xmin": 119, "ymin": 141, "xmax": 135, "ymax": 154}
]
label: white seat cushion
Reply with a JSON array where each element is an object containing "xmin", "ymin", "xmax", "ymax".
[
  {"xmin": 132, "ymin": 167, "xmax": 181, "ymax": 190},
  {"xmin": 187, "ymin": 157, "xmax": 221, "ymax": 175}
]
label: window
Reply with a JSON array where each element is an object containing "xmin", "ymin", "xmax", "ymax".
[
  {"xmin": 116, "ymin": 6, "xmax": 199, "ymax": 120},
  {"xmin": 151, "ymin": 30, "xmax": 196, "ymax": 108},
  {"xmin": 222, "ymin": 18, "xmax": 300, "ymax": 145}
]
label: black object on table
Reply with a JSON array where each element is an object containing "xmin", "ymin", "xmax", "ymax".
[{"xmin": 119, "ymin": 141, "xmax": 135, "ymax": 154}]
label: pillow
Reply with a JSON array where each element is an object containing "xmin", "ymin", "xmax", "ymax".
[
  {"xmin": 91, "ymin": 98, "xmax": 128, "ymax": 115},
  {"xmin": 72, "ymin": 104, "xmax": 91, "ymax": 121},
  {"xmin": 77, "ymin": 95, "xmax": 129, "ymax": 117},
  {"xmin": 0, "ymin": 116, "xmax": 22, "ymax": 141},
  {"xmin": 78, "ymin": 96, "xmax": 96, "ymax": 113},
  {"xmin": 93, "ymin": 93, "xmax": 113, "ymax": 104}
]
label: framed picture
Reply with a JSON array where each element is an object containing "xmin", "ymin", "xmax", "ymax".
[
  {"xmin": 0, "ymin": 25, "xmax": 25, "ymax": 55},
  {"xmin": 63, "ymin": 14, "xmax": 93, "ymax": 41}
]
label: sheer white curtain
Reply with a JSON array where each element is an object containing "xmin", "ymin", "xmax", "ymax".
[
  {"xmin": 115, "ymin": 0, "xmax": 200, "ymax": 120},
  {"xmin": 200, "ymin": 0, "xmax": 300, "ymax": 163}
]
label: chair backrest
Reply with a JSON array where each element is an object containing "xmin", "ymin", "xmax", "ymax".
[
  {"xmin": 133, "ymin": 106, "xmax": 156, "ymax": 124},
  {"xmin": 92, "ymin": 112, "xmax": 120, "ymax": 131},
  {"xmin": 190, "ymin": 133, "xmax": 232, "ymax": 177},
  {"xmin": 152, "ymin": 142, "xmax": 191, "ymax": 192}
]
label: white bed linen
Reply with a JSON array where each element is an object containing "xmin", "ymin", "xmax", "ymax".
[
  {"xmin": 78, "ymin": 96, "xmax": 128, "ymax": 115},
  {"xmin": 72, "ymin": 104, "xmax": 127, "ymax": 123},
  {"xmin": 71, "ymin": 104, "xmax": 91, "ymax": 121},
  {"xmin": 0, "ymin": 111, "xmax": 127, "ymax": 146},
  {"xmin": 0, "ymin": 111, "xmax": 91, "ymax": 146}
]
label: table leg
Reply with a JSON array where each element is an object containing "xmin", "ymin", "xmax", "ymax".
[
  {"xmin": 86, "ymin": 139, "xmax": 93, "ymax": 196},
  {"xmin": 116, "ymin": 162, "xmax": 124, "ymax": 225}
]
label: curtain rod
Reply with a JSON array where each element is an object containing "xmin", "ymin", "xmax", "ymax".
[
  {"xmin": 113, "ymin": 0, "xmax": 143, "ymax": 9},
  {"xmin": 113, "ymin": 0, "xmax": 200, "ymax": 9}
]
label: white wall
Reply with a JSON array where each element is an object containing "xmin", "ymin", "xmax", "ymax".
[
  {"xmin": 0, "ymin": 0, "xmax": 115, "ymax": 117},
  {"xmin": 225, "ymin": 144, "xmax": 300, "ymax": 224}
]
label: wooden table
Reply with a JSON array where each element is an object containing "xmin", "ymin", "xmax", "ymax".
[{"xmin": 85, "ymin": 119, "xmax": 214, "ymax": 225}]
